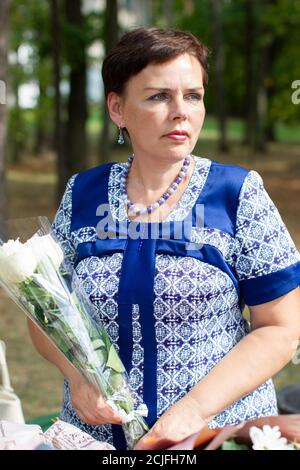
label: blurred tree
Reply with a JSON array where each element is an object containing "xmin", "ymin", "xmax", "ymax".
[
  {"xmin": 254, "ymin": 0, "xmax": 277, "ymax": 152},
  {"xmin": 262, "ymin": 0, "xmax": 300, "ymax": 129},
  {"xmin": 100, "ymin": 0, "xmax": 119, "ymax": 164},
  {"xmin": 163, "ymin": 0, "xmax": 174, "ymax": 27},
  {"xmin": 136, "ymin": 0, "xmax": 153, "ymax": 26},
  {"xmin": 214, "ymin": 0, "xmax": 248, "ymax": 121},
  {"xmin": 8, "ymin": 1, "xmax": 55, "ymax": 163},
  {"xmin": 30, "ymin": 2, "xmax": 54, "ymax": 156},
  {"xmin": 211, "ymin": 0, "xmax": 228, "ymax": 152},
  {"xmin": 0, "ymin": 0, "xmax": 9, "ymax": 233},
  {"xmin": 6, "ymin": 67, "xmax": 24, "ymax": 163},
  {"xmin": 50, "ymin": 0, "xmax": 67, "ymax": 201},
  {"xmin": 4, "ymin": 0, "xmax": 300, "ymax": 180},
  {"xmin": 152, "ymin": 0, "xmax": 190, "ymax": 27},
  {"xmin": 243, "ymin": 0, "xmax": 297, "ymax": 151},
  {"xmin": 244, "ymin": 0, "xmax": 256, "ymax": 149},
  {"xmin": 64, "ymin": 0, "xmax": 88, "ymax": 177},
  {"xmin": 8, "ymin": 0, "xmax": 31, "ymax": 163}
]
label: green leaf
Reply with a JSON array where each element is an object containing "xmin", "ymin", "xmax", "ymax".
[
  {"xmin": 101, "ymin": 329, "xmax": 113, "ymax": 351},
  {"xmin": 221, "ymin": 440, "xmax": 249, "ymax": 450},
  {"xmin": 106, "ymin": 345, "xmax": 125, "ymax": 373},
  {"xmin": 92, "ymin": 338, "xmax": 105, "ymax": 349},
  {"xmin": 107, "ymin": 371, "xmax": 125, "ymax": 391}
]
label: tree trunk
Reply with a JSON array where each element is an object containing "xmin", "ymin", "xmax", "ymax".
[
  {"xmin": 211, "ymin": 0, "xmax": 228, "ymax": 152},
  {"xmin": 259, "ymin": 18, "xmax": 279, "ymax": 145},
  {"xmin": 65, "ymin": 0, "xmax": 88, "ymax": 177},
  {"xmin": 265, "ymin": 38, "xmax": 279, "ymax": 143},
  {"xmin": 50, "ymin": 0, "xmax": 67, "ymax": 202},
  {"xmin": 254, "ymin": 0, "xmax": 277, "ymax": 152},
  {"xmin": 0, "ymin": 0, "xmax": 9, "ymax": 235},
  {"xmin": 33, "ymin": 79, "xmax": 48, "ymax": 156},
  {"xmin": 9, "ymin": 54, "xmax": 22, "ymax": 164},
  {"xmin": 255, "ymin": 45, "xmax": 268, "ymax": 152},
  {"xmin": 100, "ymin": 0, "xmax": 119, "ymax": 164},
  {"xmin": 244, "ymin": 0, "xmax": 257, "ymax": 149}
]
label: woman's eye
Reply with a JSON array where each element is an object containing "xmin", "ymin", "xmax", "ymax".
[
  {"xmin": 186, "ymin": 93, "xmax": 203, "ymax": 101},
  {"xmin": 148, "ymin": 93, "xmax": 203, "ymax": 102},
  {"xmin": 148, "ymin": 93, "xmax": 168, "ymax": 101}
]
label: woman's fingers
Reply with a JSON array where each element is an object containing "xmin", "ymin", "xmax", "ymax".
[
  {"xmin": 76, "ymin": 405, "xmax": 123, "ymax": 426},
  {"xmin": 76, "ymin": 393, "xmax": 123, "ymax": 425},
  {"xmin": 95, "ymin": 402, "xmax": 124, "ymax": 424},
  {"xmin": 71, "ymin": 379, "xmax": 124, "ymax": 425}
]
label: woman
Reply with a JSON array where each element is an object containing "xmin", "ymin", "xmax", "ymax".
[{"xmin": 28, "ymin": 27, "xmax": 300, "ymax": 450}]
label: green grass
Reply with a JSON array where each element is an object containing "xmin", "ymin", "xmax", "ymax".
[
  {"xmin": 277, "ymin": 123, "xmax": 300, "ymax": 143},
  {"xmin": 26, "ymin": 412, "xmax": 59, "ymax": 432}
]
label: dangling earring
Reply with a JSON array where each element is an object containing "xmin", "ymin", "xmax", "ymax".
[{"xmin": 118, "ymin": 125, "xmax": 125, "ymax": 145}]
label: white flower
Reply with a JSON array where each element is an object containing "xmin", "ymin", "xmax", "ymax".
[
  {"xmin": 249, "ymin": 425, "xmax": 295, "ymax": 450},
  {"xmin": 0, "ymin": 234, "xmax": 64, "ymax": 287},
  {"xmin": 26, "ymin": 234, "xmax": 64, "ymax": 269},
  {"xmin": 0, "ymin": 238, "xmax": 38, "ymax": 285}
]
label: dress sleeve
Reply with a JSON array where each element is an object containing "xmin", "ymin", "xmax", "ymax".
[
  {"xmin": 233, "ymin": 169, "xmax": 300, "ymax": 306},
  {"xmin": 51, "ymin": 174, "xmax": 78, "ymax": 269}
]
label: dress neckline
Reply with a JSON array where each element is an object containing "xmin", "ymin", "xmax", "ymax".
[{"xmin": 108, "ymin": 155, "xmax": 212, "ymax": 223}]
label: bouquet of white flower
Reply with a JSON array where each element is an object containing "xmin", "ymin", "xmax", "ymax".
[{"xmin": 0, "ymin": 217, "xmax": 148, "ymax": 449}]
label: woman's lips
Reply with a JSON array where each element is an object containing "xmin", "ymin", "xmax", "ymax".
[{"xmin": 164, "ymin": 134, "xmax": 188, "ymax": 141}]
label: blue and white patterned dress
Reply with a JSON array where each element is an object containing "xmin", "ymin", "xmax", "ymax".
[{"xmin": 52, "ymin": 155, "xmax": 300, "ymax": 449}]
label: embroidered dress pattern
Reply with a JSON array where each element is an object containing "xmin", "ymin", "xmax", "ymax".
[
  {"xmin": 190, "ymin": 227, "xmax": 235, "ymax": 263},
  {"xmin": 52, "ymin": 156, "xmax": 300, "ymax": 449},
  {"xmin": 234, "ymin": 170, "xmax": 300, "ymax": 279}
]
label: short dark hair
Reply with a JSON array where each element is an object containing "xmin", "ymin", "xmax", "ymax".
[{"xmin": 102, "ymin": 27, "xmax": 210, "ymax": 100}]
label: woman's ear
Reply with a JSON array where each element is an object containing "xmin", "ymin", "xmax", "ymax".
[{"xmin": 107, "ymin": 92, "xmax": 124, "ymax": 127}]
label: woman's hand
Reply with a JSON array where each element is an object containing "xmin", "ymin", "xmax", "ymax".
[
  {"xmin": 69, "ymin": 374, "xmax": 123, "ymax": 426},
  {"xmin": 134, "ymin": 395, "xmax": 207, "ymax": 450},
  {"xmin": 274, "ymin": 414, "xmax": 300, "ymax": 444}
]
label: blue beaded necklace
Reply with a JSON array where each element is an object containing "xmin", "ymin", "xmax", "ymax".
[{"xmin": 120, "ymin": 154, "xmax": 192, "ymax": 217}]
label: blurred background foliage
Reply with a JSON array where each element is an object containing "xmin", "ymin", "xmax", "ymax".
[
  {"xmin": 1, "ymin": 0, "xmax": 300, "ymax": 192},
  {"xmin": 0, "ymin": 0, "xmax": 300, "ymax": 420}
]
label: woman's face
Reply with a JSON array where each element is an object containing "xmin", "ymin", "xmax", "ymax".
[{"xmin": 108, "ymin": 53, "xmax": 206, "ymax": 163}]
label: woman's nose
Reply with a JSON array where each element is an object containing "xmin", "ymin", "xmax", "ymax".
[{"xmin": 169, "ymin": 97, "xmax": 188, "ymax": 120}]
